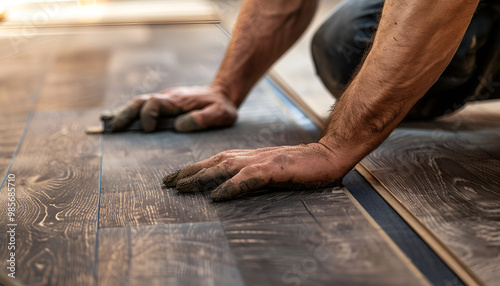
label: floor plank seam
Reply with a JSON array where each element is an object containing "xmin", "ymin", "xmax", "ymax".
[
  {"xmin": 355, "ymin": 163, "xmax": 483, "ymax": 286},
  {"xmin": 93, "ymin": 134, "xmax": 104, "ymax": 285}
]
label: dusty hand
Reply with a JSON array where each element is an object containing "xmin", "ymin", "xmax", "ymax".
[
  {"xmin": 101, "ymin": 85, "xmax": 237, "ymax": 132},
  {"xmin": 162, "ymin": 143, "xmax": 346, "ymax": 201}
]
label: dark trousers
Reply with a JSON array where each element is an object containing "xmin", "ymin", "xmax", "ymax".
[{"xmin": 311, "ymin": 0, "xmax": 500, "ymax": 120}]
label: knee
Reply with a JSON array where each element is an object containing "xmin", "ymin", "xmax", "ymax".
[
  {"xmin": 311, "ymin": 19, "xmax": 373, "ymax": 99},
  {"xmin": 311, "ymin": 1, "xmax": 381, "ymax": 98}
]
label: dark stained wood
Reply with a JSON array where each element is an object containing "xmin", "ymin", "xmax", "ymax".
[
  {"xmin": 0, "ymin": 110, "xmax": 101, "ymax": 285},
  {"xmin": 0, "ymin": 30, "xmax": 109, "ymax": 285},
  {"xmin": 98, "ymin": 222, "xmax": 243, "ymax": 286},
  {"xmin": 0, "ymin": 36, "xmax": 59, "ymax": 178},
  {"xmin": 215, "ymin": 188, "xmax": 426, "ymax": 286},
  {"xmin": 99, "ymin": 132, "xmax": 219, "ymax": 227},
  {"xmin": 35, "ymin": 49, "xmax": 109, "ymax": 110},
  {"xmin": 361, "ymin": 101, "xmax": 500, "ymax": 285}
]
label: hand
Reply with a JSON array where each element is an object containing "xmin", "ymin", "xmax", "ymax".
[
  {"xmin": 162, "ymin": 143, "xmax": 347, "ymax": 201},
  {"xmin": 101, "ymin": 84, "xmax": 237, "ymax": 132}
]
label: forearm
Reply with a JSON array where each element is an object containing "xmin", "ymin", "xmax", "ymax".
[
  {"xmin": 213, "ymin": 0, "xmax": 317, "ymax": 107},
  {"xmin": 319, "ymin": 0, "xmax": 480, "ymax": 173}
]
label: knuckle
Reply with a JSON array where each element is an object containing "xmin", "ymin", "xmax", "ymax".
[
  {"xmin": 220, "ymin": 157, "xmax": 237, "ymax": 172},
  {"xmin": 212, "ymin": 152, "xmax": 228, "ymax": 164}
]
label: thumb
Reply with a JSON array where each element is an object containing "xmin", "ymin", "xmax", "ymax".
[{"xmin": 174, "ymin": 103, "xmax": 237, "ymax": 132}]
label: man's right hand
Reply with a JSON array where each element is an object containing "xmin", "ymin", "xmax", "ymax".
[{"xmin": 101, "ymin": 85, "xmax": 238, "ymax": 133}]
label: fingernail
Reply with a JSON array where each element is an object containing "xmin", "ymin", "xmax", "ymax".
[
  {"xmin": 174, "ymin": 114, "xmax": 205, "ymax": 132},
  {"xmin": 210, "ymin": 184, "xmax": 233, "ymax": 202},
  {"xmin": 162, "ymin": 169, "xmax": 182, "ymax": 187}
]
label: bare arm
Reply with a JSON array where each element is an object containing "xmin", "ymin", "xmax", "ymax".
[
  {"xmin": 213, "ymin": 0, "xmax": 318, "ymax": 107},
  {"xmin": 106, "ymin": 0, "xmax": 317, "ymax": 132},
  {"xmin": 318, "ymin": 0, "xmax": 480, "ymax": 172},
  {"xmin": 163, "ymin": 0, "xmax": 480, "ymax": 201}
]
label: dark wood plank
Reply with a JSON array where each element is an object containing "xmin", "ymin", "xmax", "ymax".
[
  {"xmin": 214, "ymin": 188, "xmax": 427, "ymax": 286},
  {"xmin": 0, "ymin": 36, "xmax": 59, "ymax": 178},
  {"xmin": 98, "ymin": 222, "xmax": 243, "ymax": 286},
  {"xmin": 35, "ymin": 49, "xmax": 109, "ymax": 110},
  {"xmin": 0, "ymin": 29, "xmax": 111, "ymax": 285},
  {"xmin": 0, "ymin": 110, "xmax": 101, "ymax": 285},
  {"xmin": 99, "ymin": 132, "xmax": 219, "ymax": 227},
  {"xmin": 361, "ymin": 101, "xmax": 500, "ymax": 285}
]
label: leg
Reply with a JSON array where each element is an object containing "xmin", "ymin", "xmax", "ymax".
[
  {"xmin": 312, "ymin": 0, "xmax": 500, "ymax": 120},
  {"xmin": 311, "ymin": 0, "xmax": 383, "ymax": 99}
]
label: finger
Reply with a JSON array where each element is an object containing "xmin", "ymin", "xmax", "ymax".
[
  {"xmin": 175, "ymin": 166, "xmax": 233, "ymax": 193},
  {"xmin": 210, "ymin": 165, "xmax": 270, "ymax": 201},
  {"xmin": 162, "ymin": 150, "xmax": 252, "ymax": 187},
  {"xmin": 141, "ymin": 96, "xmax": 186, "ymax": 133},
  {"xmin": 102, "ymin": 97, "xmax": 147, "ymax": 131},
  {"xmin": 174, "ymin": 103, "xmax": 236, "ymax": 132}
]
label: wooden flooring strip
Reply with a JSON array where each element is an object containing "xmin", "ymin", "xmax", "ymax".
[
  {"xmin": 98, "ymin": 222, "xmax": 243, "ymax": 286},
  {"xmin": 355, "ymin": 163, "xmax": 483, "ymax": 286},
  {"xmin": 0, "ymin": 110, "xmax": 102, "ymax": 285},
  {"xmin": 0, "ymin": 36, "xmax": 60, "ymax": 180},
  {"xmin": 215, "ymin": 187, "xmax": 429, "ymax": 286},
  {"xmin": 343, "ymin": 187, "xmax": 431, "ymax": 286},
  {"xmin": 360, "ymin": 104, "xmax": 500, "ymax": 285},
  {"xmin": 267, "ymin": 71, "xmax": 327, "ymax": 129}
]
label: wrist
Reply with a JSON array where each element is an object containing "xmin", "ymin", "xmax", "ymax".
[
  {"xmin": 316, "ymin": 138, "xmax": 361, "ymax": 176},
  {"xmin": 211, "ymin": 77, "xmax": 247, "ymax": 107}
]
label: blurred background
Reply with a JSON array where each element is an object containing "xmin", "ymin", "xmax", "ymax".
[{"xmin": 0, "ymin": 0, "xmax": 340, "ymax": 120}]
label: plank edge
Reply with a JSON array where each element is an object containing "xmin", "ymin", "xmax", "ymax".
[
  {"xmin": 354, "ymin": 163, "xmax": 484, "ymax": 286},
  {"xmin": 342, "ymin": 187, "xmax": 431, "ymax": 286}
]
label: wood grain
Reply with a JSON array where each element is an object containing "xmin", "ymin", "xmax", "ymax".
[
  {"xmin": 0, "ymin": 36, "xmax": 59, "ymax": 179},
  {"xmin": 98, "ymin": 222, "xmax": 243, "ymax": 286},
  {"xmin": 214, "ymin": 188, "xmax": 428, "ymax": 285},
  {"xmin": 361, "ymin": 101, "xmax": 500, "ymax": 285},
  {"xmin": 0, "ymin": 110, "xmax": 101, "ymax": 285}
]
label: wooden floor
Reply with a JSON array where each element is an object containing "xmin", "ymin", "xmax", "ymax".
[
  {"xmin": 214, "ymin": 1, "xmax": 500, "ymax": 284},
  {"xmin": 361, "ymin": 101, "xmax": 500, "ymax": 285},
  {"xmin": 0, "ymin": 24, "xmax": 428, "ymax": 285}
]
